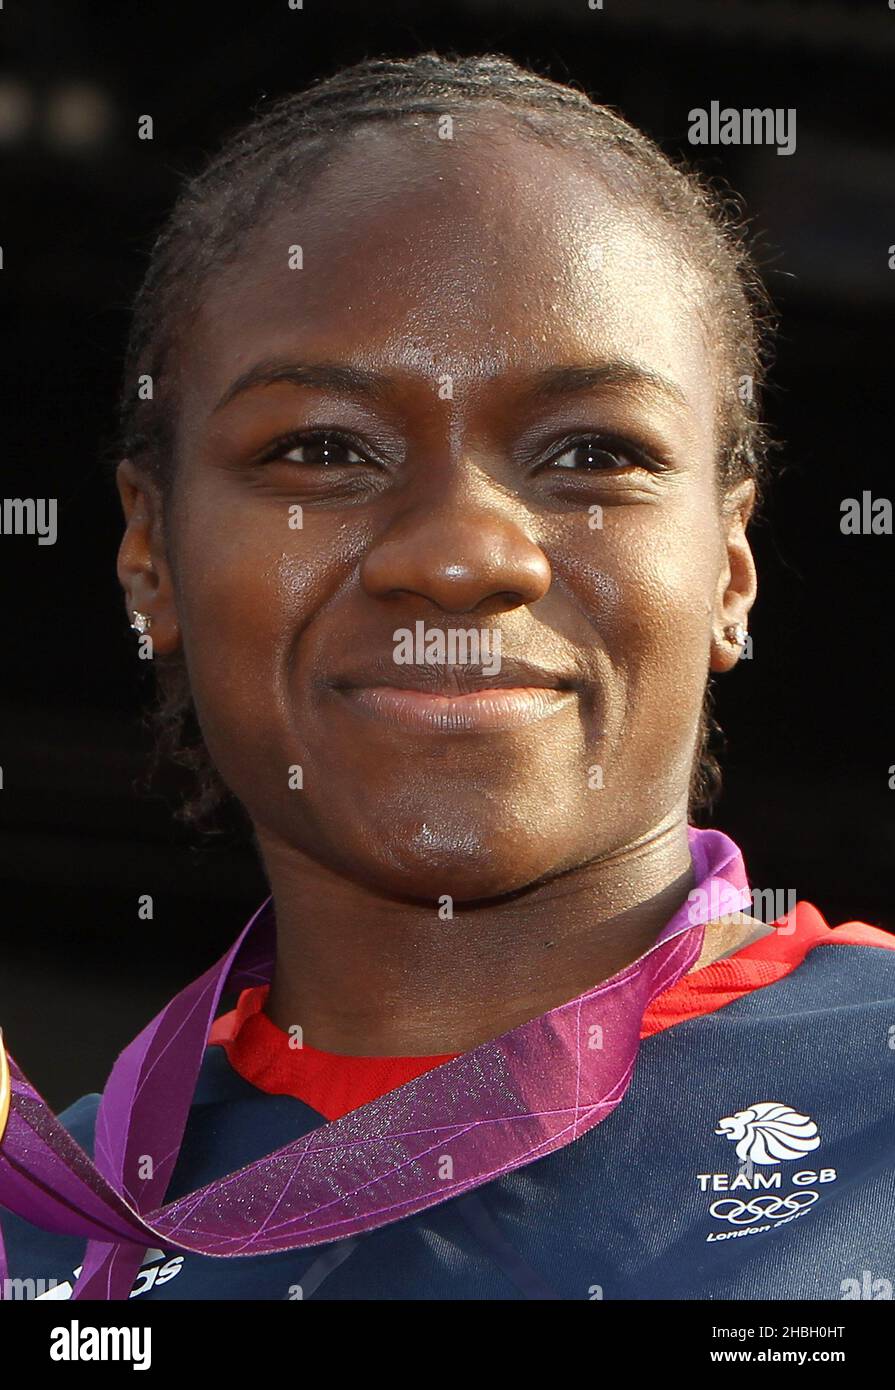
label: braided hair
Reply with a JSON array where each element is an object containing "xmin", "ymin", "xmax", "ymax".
[{"xmin": 118, "ymin": 51, "xmax": 774, "ymax": 829}]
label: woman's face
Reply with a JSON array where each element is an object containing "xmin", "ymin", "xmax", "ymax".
[{"xmin": 125, "ymin": 113, "xmax": 755, "ymax": 901}]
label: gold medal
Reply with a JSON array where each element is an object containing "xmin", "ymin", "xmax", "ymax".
[{"xmin": 0, "ymin": 1027, "xmax": 10, "ymax": 1146}]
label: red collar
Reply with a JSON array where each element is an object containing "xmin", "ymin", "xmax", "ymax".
[{"xmin": 209, "ymin": 902, "xmax": 893, "ymax": 1119}]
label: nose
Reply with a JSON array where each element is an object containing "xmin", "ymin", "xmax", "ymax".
[{"xmin": 360, "ymin": 490, "xmax": 552, "ymax": 615}]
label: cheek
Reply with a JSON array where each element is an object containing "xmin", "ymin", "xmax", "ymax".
[
  {"xmin": 168, "ymin": 489, "xmax": 350, "ymax": 761},
  {"xmin": 557, "ymin": 502, "xmax": 720, "ymax": 733}
]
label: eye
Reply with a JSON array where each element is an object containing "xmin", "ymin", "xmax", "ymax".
[
  {"xmin": 263, "ymin": 430, "xmax": 369, "ymax": 468},
  {"xmin": 546, "ymin": 436, "xmax": 652, "ymax": 472}
]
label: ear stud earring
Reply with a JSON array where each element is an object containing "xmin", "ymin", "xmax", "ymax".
[
  {"xmin": 130, "ymin": 610, "xmax": 152, "ymax": 635},
  {"xmin": 723, "ymin": 622, "xmax": 747, "ymax": 648}
]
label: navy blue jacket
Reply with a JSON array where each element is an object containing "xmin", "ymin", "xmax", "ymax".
[{"xmin": 3, "ymin": 939, "xmax": 894, "ymax": 1300}]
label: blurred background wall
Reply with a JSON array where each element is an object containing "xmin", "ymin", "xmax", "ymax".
[{"xmin": 1, "ymin": 0, "xmax": 893, "ymax": 1108}]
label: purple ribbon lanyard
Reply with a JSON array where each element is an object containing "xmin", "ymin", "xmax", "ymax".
[{"xmin": 0, "ymin": 827, "xmax": 749, "ymax": 1300}]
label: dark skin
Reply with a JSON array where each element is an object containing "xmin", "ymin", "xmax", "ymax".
[{"xmin": 117, "ymin": 114, "xmax": 765, "ymax": 1056}]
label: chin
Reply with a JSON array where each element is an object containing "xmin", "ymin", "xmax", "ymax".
[{"xmin": 361, "ymin": 818, "xmax": 563, "ymax": 905}]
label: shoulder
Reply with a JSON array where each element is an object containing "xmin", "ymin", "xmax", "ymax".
[
  {"xmin": 692, "ymin": 901, "xmax": 895, "ymax": 974},
  {"xmin": 768, "ymin": 901, "xmax": 895, "ymax": 967},
  {"xmin": 724, "ymin": 901, "xmax": 895, "ymax": 1016},
  {"xmin": 814, "ymin": 911, "xmax": 895, "ymax": 952}
]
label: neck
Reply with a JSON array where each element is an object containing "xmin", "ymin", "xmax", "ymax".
[{"xmin": 259, "ymin": 815, "xmax": 695, "ymax": 1056}]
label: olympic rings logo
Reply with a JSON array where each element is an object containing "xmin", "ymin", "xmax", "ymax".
[{"xmin": 709, "ymin": 1190, "xmax": 819, "ymax": 1225}]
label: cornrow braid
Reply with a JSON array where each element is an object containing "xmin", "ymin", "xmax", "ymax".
[{"xmin": 118, "ymin": 51, "xmax": 774, "ymax": 830}]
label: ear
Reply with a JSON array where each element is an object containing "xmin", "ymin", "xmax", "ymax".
[
  {"xmin": 709, "ymin": 478, "xmax": 757, "ymax": 674},
  {"xmin": 115, "ymin": 459, "xmax": 181, "ymax": 656}
]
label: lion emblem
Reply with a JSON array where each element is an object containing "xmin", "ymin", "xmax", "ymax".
[{"xmin": 715, "ymin": 1102, "xmax": 820, "ymax": 1164}]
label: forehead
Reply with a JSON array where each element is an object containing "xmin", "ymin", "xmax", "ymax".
[{"xmin": 179, "ymin": 113, "xmax": 717, "ymax": 426}]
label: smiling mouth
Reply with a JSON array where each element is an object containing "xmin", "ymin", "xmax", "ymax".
[{"xmin": 336, "ymin": 684, "xmax": 577, "ymax": 733}]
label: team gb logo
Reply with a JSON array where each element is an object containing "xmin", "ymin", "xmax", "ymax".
[{"xmin": 715, "ymin": 1102, "xmax": 821, "ymax": 1165}]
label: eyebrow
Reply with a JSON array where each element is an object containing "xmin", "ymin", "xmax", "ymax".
[
  {"xmin": 523, "ymin": 362, "xmax": 690, "ymax": 410},
  {"xmin": 213, "ymin": 360, "xmax": 392, "ymax": 414},
  {"xmin": 212, "ymin": 357, "xmax": 690, "ymax": 414}
]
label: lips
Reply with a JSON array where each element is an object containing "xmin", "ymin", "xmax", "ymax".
[
  {"xmin": 330, "ymin": 655, "xmax": 578, "ymax": 695},
  {"xmin": 328, "ymin": 659, "xmax": 581, "ymax": 733},
  {"xmin": 338, "ymin": 684, "xmax": 577, "ymax": 733}
]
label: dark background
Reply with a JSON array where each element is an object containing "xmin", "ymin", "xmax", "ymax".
[{"xmin": 1, "ymin": 0, "xmax": 893, "ymax": 1110}]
